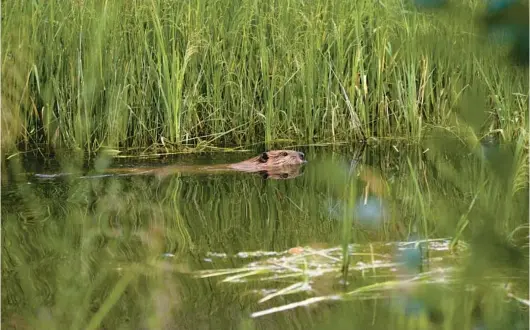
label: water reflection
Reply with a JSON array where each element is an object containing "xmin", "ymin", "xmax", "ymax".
[{"xmin": 2, "ymin": 144, "xmax": 528, "ymax": 329}]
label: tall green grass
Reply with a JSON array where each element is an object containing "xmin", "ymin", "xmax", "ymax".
[{"xmin": 2, "ymin": 0, "xmax": 527, "ymax": 154}]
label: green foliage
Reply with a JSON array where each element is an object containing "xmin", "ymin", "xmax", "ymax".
[
  {"xmin": 2, "ymin": 0, "xmax": 527, "ymax": 153},
  {"xmin": 1, "ymin": 0, "xmax": 528, "ymax": 328}
]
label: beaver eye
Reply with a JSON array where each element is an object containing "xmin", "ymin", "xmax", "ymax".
[
  {"xmin": 281, "ymin": 152, "xmax": 288, "ymax": 157},
  {"xmin": 259, "ymin": 152, "xmax": 269, "ymax": 163}
]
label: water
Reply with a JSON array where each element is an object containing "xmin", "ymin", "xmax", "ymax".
[{"xmin": 2, "ymin": 144, "xmax": 528, "ymax": 329}]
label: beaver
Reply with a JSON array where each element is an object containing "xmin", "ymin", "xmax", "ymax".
[
  {"xmin": 226, "ymin": 150, "xmax": 307, "ymax": 179},
  {"xmin": 228, "ymin": 150, "xmax": 306, "ymax": 172},
  {"xmin": 105, "ymin": 150, "xmax": 307, "ymax": 180},
  {"xmin": 146, "ymin": 150, "xmax": 307, "ymax": 180},
  {"xmin": 35, "ymin": 150, "xmax": 307, "ymax": 180}
]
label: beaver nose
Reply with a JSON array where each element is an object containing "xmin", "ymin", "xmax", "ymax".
[{"xmin": 298, "ymin": 152, "xmax": 305, "ymax": 161}]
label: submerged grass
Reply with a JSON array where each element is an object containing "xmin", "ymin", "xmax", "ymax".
[
  {"xmin": 193, "ymin": 240, "xmax": 470, "ymax": 317},
  {"xmin": 2, "ymin": 0, "xmax": 528, "ymax": 154}
]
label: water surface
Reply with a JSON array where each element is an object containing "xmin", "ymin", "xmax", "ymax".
[{"xmin": 2, "ymin": 144, "xmax": 528, "ymax": 329}]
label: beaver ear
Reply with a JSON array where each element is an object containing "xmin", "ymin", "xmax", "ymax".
[
  {"xmin": 258, "ymin": 152, "xmax": 269, "ymax": 163},
  {"xmin": 258, "ymin": 171, "xmax": 269, "ymax": 180}
]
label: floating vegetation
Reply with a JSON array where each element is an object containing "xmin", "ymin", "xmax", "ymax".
[{"xmin": 195, "ymin": 239, "xmax": 480, "ymax": 317}]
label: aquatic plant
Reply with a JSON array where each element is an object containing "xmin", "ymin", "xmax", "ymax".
[{"xmin": 2, "ymin": 0, "xmax": 527, "ymax": 154}]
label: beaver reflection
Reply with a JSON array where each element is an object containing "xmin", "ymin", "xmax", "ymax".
[{"xmin": 257, "ymin": 165, "xmax": 305, "ymax": 180}]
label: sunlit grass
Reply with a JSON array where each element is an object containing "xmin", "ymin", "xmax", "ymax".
[{"xmin": 2, "ymin": 0, "xmax": 527, "ymax": 154}]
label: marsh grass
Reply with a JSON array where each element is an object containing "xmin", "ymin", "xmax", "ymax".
[{"xmin": 2, "ymin": 0, "xmax": 527, "ymax": 154}]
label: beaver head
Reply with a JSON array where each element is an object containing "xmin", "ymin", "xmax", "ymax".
[
  {"xmin": 256, "ymin": 150, "xmax": 306, "ymax": 167},
  {"xmin": 230, "ymin": 150, "xmax": 306, "ymax": 172}
]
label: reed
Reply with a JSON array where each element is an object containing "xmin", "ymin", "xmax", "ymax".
[{"xmin": 2, "ymin": 0, "xmax": 527, "ymax": 154}]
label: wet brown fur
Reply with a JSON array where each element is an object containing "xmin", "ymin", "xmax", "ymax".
[{"xmin": 105, "ymin": 150, "xmax": 307, "ymax": 180}]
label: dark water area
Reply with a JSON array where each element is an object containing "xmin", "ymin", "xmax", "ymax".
[{"xmin": 2, "ymin": 144, "xmax": 528, "ymax": 329}]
